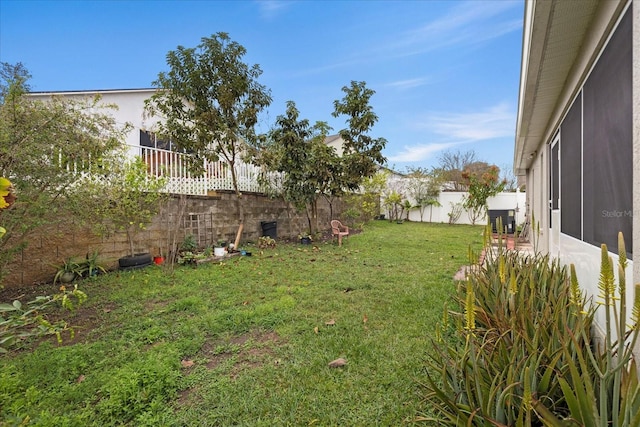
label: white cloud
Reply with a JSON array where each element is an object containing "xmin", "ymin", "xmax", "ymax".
[
  {"xmin": 385, "ymin": 78, "xmax": 429, "ymax": 90},
  {"xmin": 383, "ymin": 1, "xmax": 522, "ymax": 58},
  {"xmin": 256, "ymin": 0, "xmax": 291, "ymax": 20},
  {"xmin": 427, "ymin": 102, "xmax": 515, "ymax": 141},
  {"xmin": 390, "ymin": 102, "xmax": 515, "ymax": 162},
  {"xmin": 292, "ymin": 1, "xmax": 521, "ymax": 76},
  {"xmin": 389, "ymin": 141, "xmax": 463, "ymax": 162}
]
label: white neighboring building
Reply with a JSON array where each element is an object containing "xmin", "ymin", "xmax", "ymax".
[
  {"xmin": 28, "ymin": 88, "xmax": 271, "ymax": 195},
  {"xmin": 29, "ymin": 88, "xmax": 159, "ymax": 158}
]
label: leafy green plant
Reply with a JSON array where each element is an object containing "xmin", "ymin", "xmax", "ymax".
[
  {"xmin": 462, "ymin": 165, "xmax": 506, "ymax": 225},
  {"xmin": 383, "ymin": 190, "xmax": 404, "ymax": 222},
  {"xmin": 533, "ymin": 234, "xmax": 640, "ymax": 426},
  {"xmin": 405, "ymin": 166, "xmax": 443, "ymax": 222},
  {"xmin": 88, "ymin": 157, "xmax": 167, "ymax": 257},
  {"xmin": 354, "ymin": 169, "xmax": 389, "ymax": 222},
  {"xmin": 177, "ymin": 251, "xmax": 197, "ymax": 265},
  {"xmin": 180, "ymin": 234, "xmax": 197, "ymax": 252},
  {"xmin": 257, "ymin": 235, "xmax": 276, "ymax": 249},
  {"xmin": 77, "ymin": 251, "xmax": 107, "ymax": 278},
  {"xmin": 0, "ymin": 284, "xmax": 87, "ymax": 353},
  {"xmin": 422, "ymin": 232, "xmax": 640, "ymax": 425},
  {"xmin": 342, "ymin": 207, "xmax": 361, "ymax": 227},
  {"xmin": 202, "ymin": 245, "xmax": 213, "ymax": 257},
  {"xmin": 53, "ymin": 257, "xmax": 82, "ymax": 284},
  {"xmin": 0, "ymin": 63, "xmax": 130, "ymax": 286}
]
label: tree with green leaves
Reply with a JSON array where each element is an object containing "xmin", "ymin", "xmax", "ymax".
[
  {"xmin": 264, "ymin": 101, "xmax": 332, "ymax": 234},
  {"xmin": 262, "ymin": 81, "xmax": 387, "ymax": 232},
  {"xmin": 0, "ymin": 62, "xmax": 129, "ymax": 284},
  {"xmin": 406, "ymin": 167, "xmax": 443, "ymax": 222},
  {"xmin": 360, "ymin": 170, "xmax": 389, "ymax": 220},
  {"xmin": 462, "ymin": 165, "xmax": 506, "ymax": 225},
  {"xmin": 80, "ymin": 156, "xmax": 167, "ymax": 258},
  {"xmin": 145, "ymin": 32, "xmax": 272, "ymax": 239},
  {"xmin": 332, "ymin": 81, "xmax": 387, "ymax": 191},
  {"xmin": 312, "ymin": 80, "xmax": 388, "ymax": 221}
]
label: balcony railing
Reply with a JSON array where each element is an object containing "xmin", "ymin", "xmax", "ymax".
[{"xmin": 128, "ymin": 145, "xmax": 280, "ymax": 196}]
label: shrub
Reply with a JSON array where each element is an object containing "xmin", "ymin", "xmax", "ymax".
[
  {"xmin": 421, "ymin": 232, "xmax": 640, "ymax": 425},
  {"xmin": 0, "ymin": 285, "xmax": 87, "ymax": 353}
]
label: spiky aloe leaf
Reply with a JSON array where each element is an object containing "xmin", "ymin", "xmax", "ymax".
[
  {"xmin": 631, "ymin": 285, "xmax": 640, "ymax": 331},
  {"xmin": 619, "ymin": 359, "xmax": 640, "ymax": 426}
]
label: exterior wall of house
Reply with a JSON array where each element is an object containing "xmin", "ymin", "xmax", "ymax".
[
  {"xmin": 29, "ymin": 89, "xmax": 158, "ymax": 159},
  {"xmin": 526, "ymin": 149, "xmax": 549, "ymax": 253},
  {"xmin": 325, "ymin": 135, "xmax": 345, "ymax": 156},
  {"xmin": 520, "ymin": 1, "xmax": 636, "ymax": 343},
  {"xmin": 3, "ymin": 192, "xmax": 345, "ymax": 288}
]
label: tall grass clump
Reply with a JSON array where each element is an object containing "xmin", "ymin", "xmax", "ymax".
[{"xmin": 421, "ymin": 231, "xmax": 640, "ymax": 426}]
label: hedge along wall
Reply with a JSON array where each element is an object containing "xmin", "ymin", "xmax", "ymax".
[{"xmin": 3, "ymin": 191, "xmax": 345, "ymax": 288}]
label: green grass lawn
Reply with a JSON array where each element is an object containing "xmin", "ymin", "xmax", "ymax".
[{"xmin": 1, "ymin": 221, "xmax": 483, "ymax": 426}]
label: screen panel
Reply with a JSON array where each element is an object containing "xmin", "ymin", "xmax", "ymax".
[
  {"xmin": 560, "ymin": 93, "xmax": 582, "ymax": 240},
  {"xmin": 582, "ymin": 8, "xmax": 632, "ymax": 258}
]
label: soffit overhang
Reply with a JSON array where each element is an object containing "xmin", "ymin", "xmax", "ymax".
[{"xmin": 514, "ymin": 0, "xmax": 605, "ymax": 175}]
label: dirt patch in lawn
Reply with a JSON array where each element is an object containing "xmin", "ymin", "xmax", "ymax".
[
  {"xmin": 1, "ymin": 282, "xmax": 117, "ymax": 350},
  {"xmin": 197, "ymin": 330, "xmax": 281, "ymax": 372},
  {"xmin": 177, "ymin": 330, "xmax": 283, "ymax": 406}
]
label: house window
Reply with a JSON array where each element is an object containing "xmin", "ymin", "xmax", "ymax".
[{"xmin": 140, "ymin": 130, "xmax": 172, "ymax": 151}]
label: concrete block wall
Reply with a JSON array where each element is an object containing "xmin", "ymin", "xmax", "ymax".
[{"xmin": 3, "ymin": 192, "xmax": 344, "ymax": 288}]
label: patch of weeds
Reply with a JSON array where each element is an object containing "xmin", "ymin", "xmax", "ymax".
[{"xmin": 94, "ymin": 346, "xmax": 182, "ymax": 425}]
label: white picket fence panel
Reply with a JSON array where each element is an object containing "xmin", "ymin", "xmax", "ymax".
[{"xmin": 129, "ymin": 145, "xmax": 280, "ymax": 196}]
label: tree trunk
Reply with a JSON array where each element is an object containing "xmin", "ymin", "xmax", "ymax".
[
  {"xmin": 229, "ymin": 159, "xmax": 245, "ymax": 246},
  {"xmin": 126, "ymin": 226, "xmax": 135, "ymax": 257}
]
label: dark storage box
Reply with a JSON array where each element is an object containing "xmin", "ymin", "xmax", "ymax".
[{"xmin": 260, "ymin": 221, "xmax": 277, "ymax": 239}]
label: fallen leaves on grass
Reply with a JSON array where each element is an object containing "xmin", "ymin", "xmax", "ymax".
[
  {"xmin": 328, "ymin": 358, "xmax": 347, "ymax": 368},
  {"xmin": 325, "ymin": 319, "xmax": 336, "ymax": 326},
  {"xmin": 181, "ymin": 359, "xmax": 195, "ymax": 368}
]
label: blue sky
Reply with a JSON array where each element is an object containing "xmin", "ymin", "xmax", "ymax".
[{"xmin": 0, "ymin": 0, "xmax": 524, "ymax": 173}]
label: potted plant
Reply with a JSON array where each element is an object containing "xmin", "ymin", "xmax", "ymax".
[
  {"xmin": 298, "ymin": 233, "xmax": 313, "ymax": 245},
  {"xmin": 54, "ymin": 257, "xmax": 81, "ymax": 284},
  {"xmin": 78, "ymin": 251, "xmax": 107, "ymax": 278},
  {"xmin": 214, "ymin": 240, "xmax": 227, "ymax": 257}
]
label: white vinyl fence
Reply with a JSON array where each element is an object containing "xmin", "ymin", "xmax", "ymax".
[{"xmin": 384, "ymin": 189, "xmax": 527, "ymax": 226}]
